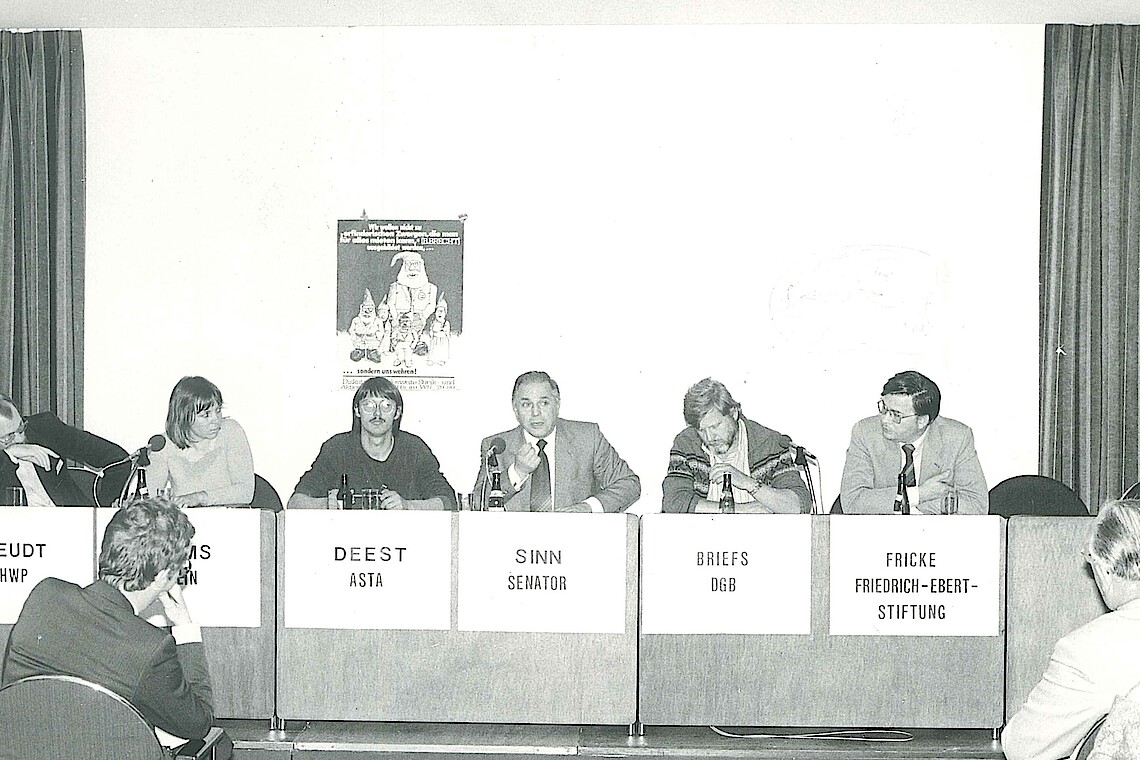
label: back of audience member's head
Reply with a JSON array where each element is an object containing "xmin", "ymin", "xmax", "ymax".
[
  {"xmin": 1090, "ymin": 499, "xmax": 1140, "ymax": 582},
  {"xmin": 683, "ymin": 378, "xmax": 741, "ymax": 428},
  {"xmin": 167, "ymin": 376, "xmax": 224, "ymax": 449},
  {"xmin": 881, "ymin": 370, "xmax": 941, "ymax": 421},
  {"xmin": 99, "ymin": 496, "xmax": 195, "ymax": 592}
]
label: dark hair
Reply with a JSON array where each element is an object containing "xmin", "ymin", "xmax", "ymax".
[
  {"xmin": 881, "ymin": 370, "xmax": 941, "ymax": 421},
  {"xmin": 99, "ymin": 496, "xmax": 195, "ymax": 592},
  {"xmin": 683, "ymin": 378, "xmax": 741, "ymax": 427},
  {"xmin": 166, "ymin": 376, "xmax": 223, "ymax": 449},
  {"xmin": 352, "ymin": 376, "xmax": 403, "ymax": 434},
  {"xmin": 512, "ymin": 371, "xmax": 560, "ymax": 402}
]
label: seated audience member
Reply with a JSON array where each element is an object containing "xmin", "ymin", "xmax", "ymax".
[
  {"xmin": 0, "ymin": 392, "xmax": 130, "ymax": 506},
  {"xmin": 1002, "ymin": 500, "xmax": 1140, "ymax": 760},
  {"xmin": 1, "ymin": 496, "xmax": 225, "ymax": 755},
  {"xmin": 662, "ymin": 378, "xmax": 810, "ymax": 514},
  {"xmin": 472, "ymin": 370, "xmax": 640, "ymax": 512},
  {"xmin": 839, "ymin": 370, "xmax": 987, "ymax": 514},
  {"xmin": 288, "ymin": 375, "xmax": 456, "ymax": 509},
  {"xmin": 1088, "ymin": 681, "xmax": 1140, "ymax": 760},
  {"xmin": 147, "ymin": 376, "xmax": 255, "ymax": 507}
]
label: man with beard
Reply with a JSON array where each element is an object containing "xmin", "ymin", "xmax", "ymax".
[
  {"xmin": 840, "ymin": 370, "xmax": 988, "ymax": 514},
  {"xmin": 286, "ymin": 375, "xmax": 455, "ymax": 510},
  {"xmin": 662, "ymin": 378, "xmax": 810, "ymax": 513},
  {"xmin": 473, "ymin": 371, "xmax": 640, "ymax": 512}
]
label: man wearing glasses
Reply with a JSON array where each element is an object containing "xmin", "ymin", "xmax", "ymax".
[
  {"xmin": 839, "ymin": 370, "xmax": 988, "ymax": 514},
  {"xmin": 0, "ymin": 392, "xmax": 129, "ymax": 506},
  {"xmin": 286, "ymin": 375, "xmax": 456, "ymax": 510}
]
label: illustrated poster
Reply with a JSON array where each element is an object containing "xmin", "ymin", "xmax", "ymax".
[{"xmin": 337, "ymin": 218, "xmax": 464, "ymax": 391}]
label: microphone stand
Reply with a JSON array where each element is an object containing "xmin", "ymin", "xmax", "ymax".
[
  {"xmin": 794, "ymin": 446, "xmax": 819, "ymax": 515},
  {"xmin": 481, "ymin": 450, "xmax": 498, "ymax": 512}
]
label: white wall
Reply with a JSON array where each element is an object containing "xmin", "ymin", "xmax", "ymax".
[{"xmin": 83, "ymin": 25, "xmax": 1043, "ymax": 511}]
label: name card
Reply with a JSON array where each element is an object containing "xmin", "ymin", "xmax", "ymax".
[
  {"xmin": 457, "ymin": 513, "xmax": 627, "ymax": 634},
  {"xmin": 641, "ymin": 514, "xmax": 812, "ymax": 635},
  {"xmin": 0, "ymin": 508, "xmax": 94, "ymax": 623},
  {"xmin": 97, "ymin": 507, "xmax": 262, "ymax": 628},
  {"xmin": 829, "ymin": 515, "xmax": 1001, "ymax": 636},
  {"xmin": 284, "ymin": 511, "xmax": 451, "ymax": 630}
]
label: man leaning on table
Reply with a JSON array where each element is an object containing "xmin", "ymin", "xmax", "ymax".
[
  {"xmin": 839, "ymin": 370, "xmax": 988, "ymax": 515},
  {"xmin": 472, "ymin": 370, "xmax": 640, "ymax": 512},
  {"xmin": 662, "ymin": 378, "xmax": 810, "ymax": 514}
]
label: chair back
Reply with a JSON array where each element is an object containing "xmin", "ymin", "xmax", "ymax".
[
  {"xmin": 1070, "ymin": 714, "xmax": 1107, "ymax": 760},
  {"xmin": 830, "ymin": 494, "xmax": 843, "ymax": 514},
  {"xmin": 0, "ymin": 674, "xmax": 166, "ymax": 760},
  {"xmin": 1122, "ymin": 481, "xmax": 1140, "ymax": 500},
  {"xmin": 988, "ymin": 475, "xmax": 1089, "ymax": 517},
  {"xmin": 251, "ymin": 473, "xmax": 283, "ymax": 511}
]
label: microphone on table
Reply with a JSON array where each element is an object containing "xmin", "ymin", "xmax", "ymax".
[
  {"xmin": 486, "ymin": 437, "xmax": 506, "ymax": 470},
  {"xmin": 133, "ymin": 434, "xmax": 167, "ymax": 468},
  {"xmin": 793, "ymin": 445, "xmax": 820, "ymax": 514},
  {"xmin": 72, "ymin": 435, "xmax": 167, "ymax": 507}
]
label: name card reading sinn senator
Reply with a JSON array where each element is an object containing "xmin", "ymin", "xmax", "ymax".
[
  {"xmin": 457, "ymin": 513, "xmax": 627, "ymax": 634},
  {"xmin": 640, "ymin": 514, "xmax": 812, "ymax": 635},
  {"xmin": 0, "ymin": 508, "xmax": 94, "ymax": 624},
  {"xmin": 829, "ymin": 515, "xmax": 1001, "ymax": 636},
  {"xmin": 284, "ymin": 510, "xmax": 451, "ymax": 630},
  {"xmin": 97, "ymin": 507, "xmax": 261, "ymax": 628}
]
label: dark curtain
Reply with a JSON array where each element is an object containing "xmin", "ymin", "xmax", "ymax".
[
  {"xmin": 1041, "ymin": 24, "xmax": 1140, "ymax": 512},
  {"xmin": 0, "ymin": 30, "xmax": 86, "ymax": 424}
]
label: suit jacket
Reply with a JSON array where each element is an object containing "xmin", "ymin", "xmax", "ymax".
[
  {"xmin": 1, "ymin": 578, "xmax": 215, "ymax": 740},
  {"xmin": 473, "ymin": 419, "xmax": 640, "ymax": 512},
  {"xmin": 1002, "ymin": 599, "xmax": 1140, "ymax": 760},
  {"xmin": 0, "ymin": 412, "xmax": 129, "ymax": 506},
  {"xmin": 840, "ymin": 415, "xmax": 988, "ymax": 514}
]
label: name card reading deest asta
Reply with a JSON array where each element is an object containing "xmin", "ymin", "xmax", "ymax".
[
  {"xmin": 97, "ymin": 507, "xmax": 262, "ymax": 628},
  {"xmin": 640, "ymin": 514, "xmax": 812, "ymax": 635},
  {"xmin": 0, "ymin": 508, "xmax": 93, "ymax": 624},
  {"xmin": 284, "ymin": 510, "xmax": 451, "ymax": 630},
  {"xmin": 457, "ymin": 513, "xmax": 627, "ymax": 634},
  {"xmin": 829, "ymin": 515, "xmax": 1001, "ymax": 636}
]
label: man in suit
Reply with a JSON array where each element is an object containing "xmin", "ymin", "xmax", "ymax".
[
  {"xmin": 473, "ymin": 370, "xmax": 640, "ymax": 512},
  {"xmin": 1, "ymin": 496, "xmax": 224, "ymax": 754},
  {"xmin": 0, "ymin": 392, "xmax": 130, "ymax": 506},
  {"xmin": 840, "ymin": 370, "xmax": 988, "ymax": 514}
]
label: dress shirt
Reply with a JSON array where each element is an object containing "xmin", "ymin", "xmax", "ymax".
[{"xmin": 509, "ymin": 429, "xmax": 603, "ymax": 513}]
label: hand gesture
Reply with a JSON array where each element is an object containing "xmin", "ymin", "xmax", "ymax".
[
  {"xmin": 4, "ymin": 443, "xmax": 58, "ymax": 470},
  {"xmin": 380, "ymin": 488, "xmax": 407, "ymax": 510},
  {"xmin": 158, "ymin": 581, "xmax": 194, "ymax": 627},
  {"xmin": 915, "ymin": 470, "xmax": 953, "ymax": 504},
  {"xmin": 514, "ymin": 443, "xmax": 541, "ymax": 477},
  {"xmin": 709, "ymin": 463, "xmax": 756, "ymax": 493}
]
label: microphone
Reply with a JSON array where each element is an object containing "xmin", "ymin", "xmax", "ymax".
[
  {"xmin": 486, "ymin": 437, "xmax": 506, "ymax": 470},
  {"xmin": 794, "ymin": 445, "xmax": 818, "ymax": 466},
  {"xmin": 134, "ymin": 434, "xmax": 167, "ymax": 468}
]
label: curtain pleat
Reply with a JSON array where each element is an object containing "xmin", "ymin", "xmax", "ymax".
[
  {"xmin": 1041, "ymin": 25, "xmax": 1140, "ymax": 511},
  {"xmin": 0, "ymin": 30, "xmax": 85, "ymax": 425}
]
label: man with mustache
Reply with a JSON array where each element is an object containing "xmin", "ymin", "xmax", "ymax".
[{"xmin": 662, "ymin": 378, "xmax": 810, "ymax": 514}]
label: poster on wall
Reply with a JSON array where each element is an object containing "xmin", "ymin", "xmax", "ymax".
[{"xmin": 337, "ymin": 218, "xmax": 464, "ymax": 391}]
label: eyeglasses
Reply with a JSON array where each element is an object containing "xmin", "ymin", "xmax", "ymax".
[
  {"xmin": 878, "ymin": 399, "xmax": 918, "ymax": 424},
  {"xmin": 359, "ymin": 398, "xmax": 397, "ymax": 415},
  {"xmin": 0, "ymin": 419, "xmax": 26, "ymax": 446}
]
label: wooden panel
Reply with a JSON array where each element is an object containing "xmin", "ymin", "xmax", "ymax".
[
  {"xmin": 639, "ymin": 516, "xmax": 1005, "ymax": 728},
  {"xmin": 278, "ymin": 513, "xmax": 638, "ymax": 724},
  {"xmin": 202, "ymin": 509, "xmax": 277, "ymax": 719},
  {"xmin": 1004, "ymin": 516, "xmax": 1104, "ymax": 723}
]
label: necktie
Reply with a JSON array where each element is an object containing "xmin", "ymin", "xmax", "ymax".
[
  {"xmin": 902, "ymin": 443, "xmax": 916, "ymax": 488},
  {"xmin": 530, "ymin": 439, "xmax": 552, "ymax": 511}
]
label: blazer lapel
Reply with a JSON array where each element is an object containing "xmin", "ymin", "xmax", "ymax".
[{"xmin": 919, "ymin": 419, "xmax": 944, "ymax": 484}]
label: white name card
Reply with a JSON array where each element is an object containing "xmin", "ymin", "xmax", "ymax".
[
  {"xmin": 284, "ymin": 510, "xmax": 451, "ymax": 630},
  {"xmin": 0, "ymin": 508, "xmax": 94, "ymax": 624},
  {"xmin": 97, "ymin": 507, "xmax": 262, "ymax": 628},
  {"xmin": 641, "ymin": 514, "xmax": 812, "ymax": 635},
  {"xmin": 829, "ymin": 515, "xmax": 1001, "ymax": 636},
  {"xmin": 457, "ymin": 513, "xmax": 627, "ymax": 634}
]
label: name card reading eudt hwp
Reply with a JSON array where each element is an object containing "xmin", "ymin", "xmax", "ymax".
[
  {"xmin": 97, "ymin": 507, "xmax": 262, "ymax": 628},
  {"xmin": 457, "ymin": 512, "xmax": 627, "ymax": 634},
  {"xmin": 640, "ymin": 514, "xmax": 812, "ymax": 635},
  {"xmin": 0, "ymin": 508, "xmax": 94, "ymax": 623},
  {"xmin": 829, "ymin": 515, "xmax": 1001, "ymax": 636},
  {"xmin": 284, "ymin": 510, "xmax": 451, "ymax": 630}
]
